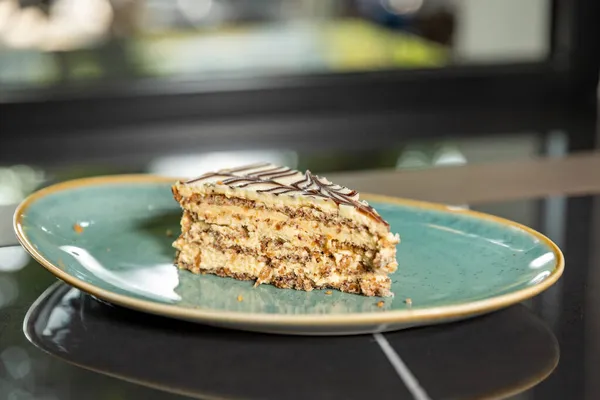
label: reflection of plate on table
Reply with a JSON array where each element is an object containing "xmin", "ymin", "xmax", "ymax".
[
  {"xmin": 24, "ymin": 282, "xmax": 560, "ymax": 400},
  {"xmin": 14, "ymin": 175, "xmax": 563, "ymax": 335}
]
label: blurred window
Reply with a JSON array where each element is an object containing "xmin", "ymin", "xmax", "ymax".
[{"xmin": 0, "ymin": 0, "xmax": 550, "ymax": 94}]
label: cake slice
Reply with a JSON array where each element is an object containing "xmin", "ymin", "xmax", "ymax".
[{"xmin": 171, "ymin": 163, "xmax": 400, "ymax": 297}]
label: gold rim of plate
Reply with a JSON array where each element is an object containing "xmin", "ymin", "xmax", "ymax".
[{"xmin": 13, "ymin": 175, "xmax": 565, "ymax": 327}]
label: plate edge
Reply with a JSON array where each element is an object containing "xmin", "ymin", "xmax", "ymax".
[{"xmin": 13, "ymin": 174, "xmax": 565, "ymax": 327}]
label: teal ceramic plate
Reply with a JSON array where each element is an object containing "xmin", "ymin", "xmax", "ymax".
[{"xmin": 14, "ymin": 175, "xmax": 564, "ymax": 335}]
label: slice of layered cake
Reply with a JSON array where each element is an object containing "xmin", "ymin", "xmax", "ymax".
[{"xmin": 171, "ymin": 163, "xmax": 399, "ymax": 297}]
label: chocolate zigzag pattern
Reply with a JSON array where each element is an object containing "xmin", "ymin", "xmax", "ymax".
[{"xmin": 186, "ymin": 163, "xmax": 386, "ymax": 225}]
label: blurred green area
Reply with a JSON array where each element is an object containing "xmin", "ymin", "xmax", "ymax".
[{"xmin": 0, "ymin": 17, "xmax": 448, "ymax": 90}]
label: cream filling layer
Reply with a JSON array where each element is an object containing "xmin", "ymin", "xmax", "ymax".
[
  {"xmin": 177, "ymin": 220, "xmax": 397, "ymax": 272},
  {"xmin": 174, "ymin": 184, "xmax": 398, "ymax": 241},
  {"xmin": 175, "ymin": 237, "xmax": 374, "ymax": 276},
  {"xmin": 179, "ymin": 210, "xmax": 398, "ymax": 271},
  {"xmin": 176, "ymin": 244, "xmax": 391, "ymax": 287},
  {"xmin": 179, "ymin": 203, "xmax": 396, "ymax": 250}
]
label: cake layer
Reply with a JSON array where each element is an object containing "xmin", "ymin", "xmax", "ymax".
[
  {"xmin": 175, "ymin": 240, "xmax": 376, "ymax": 278},
  {"xmin": 175, "ymin": 244, "xmax": 391, "ymax": 297},
  {"xmin": 176, "ymin": 218, "xmax": 397, "ymax": 272},
  {"xmin": 174, "ymin": 173, "xmax": 396, "ymax": 239},
  {"xmin": 180, "ymin": 193, "xmax": 372, "ymax": 230},
  {"xmin": 180, "ymin": 203, "xmax": 380, "ymax": 248},
  {"xmin": 175, "ymin": 233, "xmax": 375, "ymax": 278}
]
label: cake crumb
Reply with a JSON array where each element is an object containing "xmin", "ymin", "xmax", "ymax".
[
  {"xmin": 404, "ymin": 298, "xmax": 412, "ymax": 306},
  {"xmin": 325, "ymin": 290, "xmax": 332, "ymax": 295},
  {"xmin": 237, "ymin": 295, "xmax": 243, "ymax": 302},
  {"xmin": 166, "ymin": 229, "xmax": 173, "ymax": 237},
  {"xmin": 376, "ymin": 301, "xmax": 385, "ymax": 308},
  {"xmin": 73, "ymin": 223, "xmax": 84, "ymax": 234}
]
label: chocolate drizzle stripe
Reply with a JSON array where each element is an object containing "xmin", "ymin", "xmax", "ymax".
[
  {"xmin": 259, "ymin": 170, "xmax": 299, "ymax": 180},
  {"xmin": 185, "ymin": 163, "xmax": 272, "ymax": 184},
  {"xmin": 186, "ymin": 172, "xmax": 228, "ymax": 184},
  {"xmin": 304, "ymin": 171, "xmax": 386, "ymax": 225},
  {"xmin": 256, "ymin": 187, "xmax": 298, "ymax": 194},
  {"xmin": 252, "ymin": 166, "xmax": 288, "ymax": 178},
  {"xmin": 227, "ymin": 162, "xmax": 272, "ymax": 173},
  {"xmin": 183, "ymin": 163, "xmax": 387, "ymax": 226}
]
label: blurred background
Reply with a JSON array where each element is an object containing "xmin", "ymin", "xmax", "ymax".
[
  {"xmin": 0, "ymin": 1, "xmax": 599, "ymax": 399},
  {"xmin": 0, "ymin": 0, "xmax": 597, "ymax": 182},
  {"xmin": 1, "ymin": 0, "xmax": 596, "ymax": 178}
]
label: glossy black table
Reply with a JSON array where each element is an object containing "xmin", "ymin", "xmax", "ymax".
[{"xmin": 1, "ymin": 191, "xmax": 598, "ymax": 400}]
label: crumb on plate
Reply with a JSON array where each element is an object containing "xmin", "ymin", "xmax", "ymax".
[
  {"xmin": 325, "ymin": 290, "xmax": 332, "ymax": 295},
  {"xmin": 73, "ymin": 223, "xmax": 84, "ymax": 234},
  {"xmin": 376, "ymin": 301, "xmax": 385, "ymax": 308},
  {"xmin": 237, "ymin": 295, "xmax": 243, "ymax": 302},
  {"xmin": 166, "ymin": 229, "xmax": 173, "ymax": 237},
  {"xmin": 405, "ymin": 298, "xmax": 412, "ymax": 306}
]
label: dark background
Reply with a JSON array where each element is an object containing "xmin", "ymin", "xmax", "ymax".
[{"xmin": 1, "ymin": 0, "xmax": 598, "ymax": 174}]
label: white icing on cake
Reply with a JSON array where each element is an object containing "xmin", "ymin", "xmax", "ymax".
[{"xmin": 184, "ymin": 163, "xmax": 386, "ymax": 225}]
